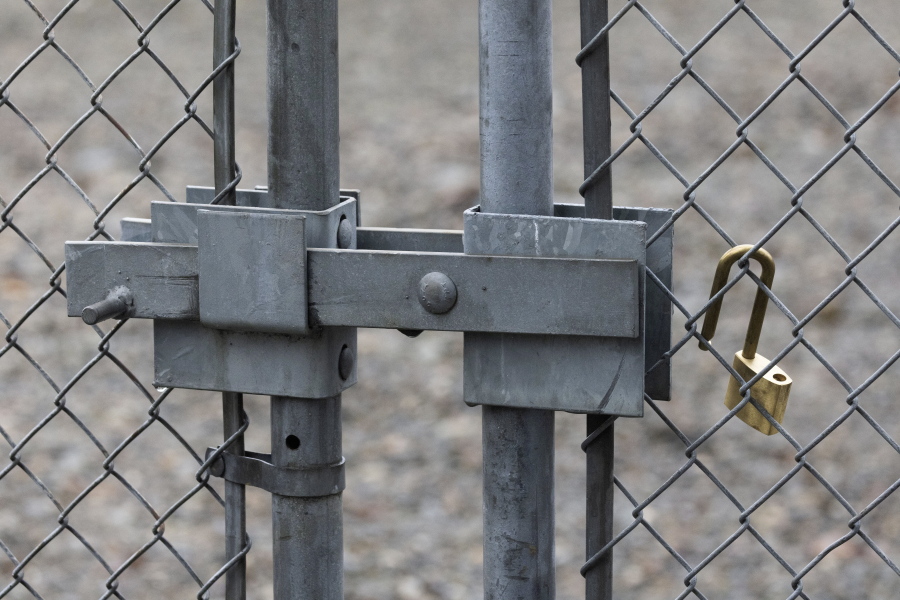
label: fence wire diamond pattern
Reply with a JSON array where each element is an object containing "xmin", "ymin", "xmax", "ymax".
[
  {"xmin": 2, "ymin": 0, "xmax": 900, "ymax": 599},
  {"xmin": 582, "ymin": 1, "xmax": 900, "ymax": 598},
  {"xmin": 0, "ymin": 1, "xmax": 242, "ymax": 598}
]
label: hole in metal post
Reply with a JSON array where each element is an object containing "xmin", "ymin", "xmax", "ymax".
[{"xmin": 285, "ymin": 435, "xmax": 301, "ymax": 450}]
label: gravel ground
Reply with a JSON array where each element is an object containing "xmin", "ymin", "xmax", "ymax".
[{"xmin": 2, "ymin": 0, "xmax": 900, "ymax": 599}]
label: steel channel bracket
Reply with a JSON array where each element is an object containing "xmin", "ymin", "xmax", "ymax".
[{"xmin": 64, "ymin": 187, "xmax": 672, "ymax": 412}]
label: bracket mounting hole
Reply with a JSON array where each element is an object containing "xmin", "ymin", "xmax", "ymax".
[{"xmin": 285, "ymin": 435, "xmax": 301, "ymax": 450}]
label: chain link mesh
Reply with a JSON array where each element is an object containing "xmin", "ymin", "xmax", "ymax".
[
  {"xmin": 0, "ymin": 1, "xmax": 246, "ymax": 597},
  {"xmin": 582, "ymin": 0, "xmax": 900, "ymax": 598},
  {"xmin": 3, "ymin": 0, "xmax": 900, "ymax": 599}
]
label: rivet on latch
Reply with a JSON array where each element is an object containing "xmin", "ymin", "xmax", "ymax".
[
  {"xmin": 81, "ymin": 286, "xmax": 134, "ymax": 325},
  {"xmin": 336, "ymin": 216, "xmax": 353, "ymax": 249},
  {"xmin": 699, "ymin": 245, "xmax": 792, "ymax": 435},
  {"xmin": 338, "ymin": 344, "xmax": 354, "ymax": 381},
  {"xmin": 418, "ymin": 272, "xmax": 457, "ymax": 315}
]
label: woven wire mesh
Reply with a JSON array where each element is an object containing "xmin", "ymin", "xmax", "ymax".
[
  {"xmin": 580, "ymin": 0, "xmax": 900, "ymax": 598},
  {"xmin": 0, "ymin": 1, "xmax": 248, "ymax": 597},
  {"xmin": 3, "ymin": 0, "xmax": 900, "ymax": 599}
]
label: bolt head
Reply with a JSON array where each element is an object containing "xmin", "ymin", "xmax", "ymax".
[
  {"xmin": 338, "ymin": 345, "xmax": 354, "ymax": 381},
  {"xmin": 337, "ymin": 217, "xmax": 353, "ymax": 249},
  {"xmin": 418, "ymin": 272, "xmax": 457, "ymax": 314}
]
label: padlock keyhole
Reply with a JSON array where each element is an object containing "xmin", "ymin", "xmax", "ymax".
[{"xmin": 773, "ymin": 373, "xmax": 786, "ymax": 382}]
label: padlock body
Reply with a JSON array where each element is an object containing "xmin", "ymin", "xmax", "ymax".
[{"xmin": 724, "ymin": 352, "xmax": 792, "ymax": 435}]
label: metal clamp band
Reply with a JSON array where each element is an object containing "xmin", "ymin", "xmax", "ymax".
[{"xmin": 206, "ymin": 448, "xmax": 345, "ymax": 498}]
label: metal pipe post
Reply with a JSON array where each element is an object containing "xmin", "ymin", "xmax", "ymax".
[
  {"xmin": 579, "ymin": 0, "xmax": 613, "ymax": 221},
  {"xmin": 580, "ymin": 2, "xmax": 616, "ymax": 598},
  {"xmin": 214, "ymin": 3, "xmax": 246, "ymax": 599},
  {"xmin": 214, "ymin": 0, "xmax": 237, "ymax": 208},
  {"xmin": 267, "ymin": 1, "xmax": 343, "ymax": 599},
  {"xmin": 585, "ymin": 415, "xmax": 614, "ymax": 600},
  {"xmin": 268, "ymin": 0, "xmax": 339, "ymax": 212},
  {"xmin": 270, "ymin": 396, "xmax": 343, "ymax": 599},
  {"xmin": 479, "ymin": 0, "xmax": 556, "ymax": 598},
  {"xmin": 479, "ymin": 0, "xmax": 553, "ymax": 217}
]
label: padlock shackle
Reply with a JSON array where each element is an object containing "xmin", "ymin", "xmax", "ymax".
[{"xmin": 699, "ymin": 244, "xmax": 776, "ymax": 359}]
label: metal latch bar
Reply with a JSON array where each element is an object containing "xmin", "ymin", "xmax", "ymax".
[{"xmin": 66, "ymin": 245, "xmax": 640, "ymax": 338}]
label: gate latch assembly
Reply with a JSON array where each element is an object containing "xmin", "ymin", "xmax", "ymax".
[{"xmin": 66, "ymin": 186, "xmax": 673, "ymax": 415}]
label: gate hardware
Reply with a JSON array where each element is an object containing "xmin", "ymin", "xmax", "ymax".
[
  {"xmin": 699, "ymin": 245, "xmax": 792, "ymax": 435},
  {"xmin": 65, "ymin": 186, "xmax": 674, "ymax": 414},
  {"xmin": 81, "ymin": 285, "xmax": 134, "ymax": 325},
  {"xmin": 205, "ymin": 447, "xmax": 345, "ymax": 497}
]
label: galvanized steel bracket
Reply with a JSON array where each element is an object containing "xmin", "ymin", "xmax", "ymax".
[
  {"xmin": 205, "ymin": 447, "xmax": 346, "ymax": 497},
  {"xmin": 463, "ymin": 205, "xmax": 650, "ymax": 415},
  {"xmin": 64, "ymin": 187, "xmax": 672, "ymax": 410}
]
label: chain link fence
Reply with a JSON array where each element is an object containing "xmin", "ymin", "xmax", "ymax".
[{"xmin": 2, "ymin": 0, "xmax": 900, "ymax": 599}]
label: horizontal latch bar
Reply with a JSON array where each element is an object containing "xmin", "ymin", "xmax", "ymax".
[
  {"xmin": 308, "ymin": 249, "xmax": 639, "ymax": 337},
  {"xmin": 66, "ymin": 241, "xmax": 199, "ymax": 321},
  {"xmin": 66, "ymin": 241, "xmax": 639, "ymax": 337}
]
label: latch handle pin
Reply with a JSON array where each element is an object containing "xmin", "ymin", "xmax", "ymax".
[{"xmin": 81, "ymin": 287, "xmax": 133, "ymax": 325}]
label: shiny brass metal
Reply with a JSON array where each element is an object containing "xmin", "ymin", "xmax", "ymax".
[{"xmin": 700, "ymin": 245, "xmax": 792, "ymax": 435}]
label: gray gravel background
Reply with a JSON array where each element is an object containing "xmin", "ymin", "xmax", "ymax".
[{"xmin": 2, "ymin": 0, "xmax": 900, "ymax": 598}]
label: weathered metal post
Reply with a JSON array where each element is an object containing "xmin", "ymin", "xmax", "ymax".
[
  {"xmin": 213, "ymin": 2, "xmax": 247, "ymax": 599},
  {"xmin": 267, "ymin": 1, "xmax": 343, "ymax": 598},
  {"xmin": 479, "ymin": 0, "xmax": 556, "ymax": 598},
  {"xmin": 579, "ymin": 2, "xmax": 616, "ymax": 598}
]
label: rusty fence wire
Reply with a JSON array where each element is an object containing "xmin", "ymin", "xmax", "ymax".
[{"xmin": 2, "ymin": 0, "xmax": 900, "ymax": 599}]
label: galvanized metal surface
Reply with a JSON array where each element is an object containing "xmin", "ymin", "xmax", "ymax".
[
  {"xmin": 66, "ymin": 241, "xmax": 640, "ymax": 338},
  {"xmin": 270, "ymin": 396, "xmax": 344, "ymax": 600},
  {"xmin": 462, "ymin": 205, "xmax": 646, "ymax": 414},
  {"xmin": 151, "ymin": 198, "xmax": 357, "ymax": 249},
  {"xmin": 120, "ymin": 218, "xmax": 153, "ymax": 242},
  {"xmin": 206, "ymin": 448, "xmax": 346, "ymax": 497},
  {"xmin": 267, "ymin": 0, "xmax": 339, "ymax": 211},
  {"xmin": 309, "ymin": 250, "xmax": 639, "ymax": 337},
  {"xmin": 614, "ymin": 207, "xmax": 673, "ymax": 402},
  {"xmin": 153, "ymin": 322, "xmax": 357, "ymax": 398},
  {"xmin": 198, "ymin": 210, "xmax": 310, "ymax": 335},
  {"xmin": 65, "ymin": 241, "xmax": 199, "ymax": 321},
  {"xmin": 479, "ymin": 0, "xmax": 553, "ymax": 218},
  {"xmin": 465, "ymin": 333, "xmax": 644, "ymax": 415},
  {"xmin": 578, "ymin": 0, "xmax": 612, "ymax": 221},
  {"xmin": 463, "ymin": 205, "xmax": 645, "ymax": 259},
  {"xmin": 477, "ymin": 0, "xmax": 557, "ymax": 597},
  {"xmin": 482, "ymin": 407, "xmax": 556, "ymax": 600},
  {"xmin": 266, "ymin": 1, "xmax": 345, "ymax": 598},
  {"xmin": 357, "ymin": 227, "xmax": 463, "ymax": 254},
  {"xmin": 214, "ymin": 3, "xmax": 247, "ymax": 591}
]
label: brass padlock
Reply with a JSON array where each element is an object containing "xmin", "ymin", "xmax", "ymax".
[{"xmin": 699, "ymin": 245, "xmax": 792, "ymax": 435}]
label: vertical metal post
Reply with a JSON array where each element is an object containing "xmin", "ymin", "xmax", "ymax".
[
  {"xmin": 580, "ymin": 2, "xmax": 615, "ymax": 599},
  {"xmin": 579, "ymin": 0, "xmax": 613, "ymax": 221},
  {"xmin": 268, "ymin": 0, "xmax": 339, "ymax": 212},
  {"xmin": 479, "ymin": 0, "xmax": 553, "ymax": 217},
  {"xmin": 214, "ymin": 2, "xmax": 246, "ymax": 599},
  {"xmin": 585, "ymin": 416, "xmax": 614, "ymax": 600},
  {"xmin": 214, "ymin": 0, "xmax": 237, "ymax": 208},
  {"xmin": 266, "ymin": 1, "xmax": 343, "ymax": 599},
  {"xmin": 479, "ymin": 1, "xmax": 556, "ymax": 599}
]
